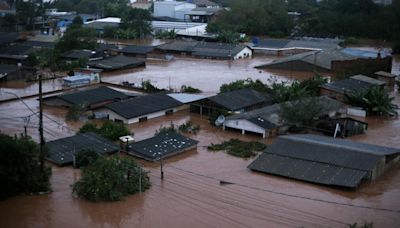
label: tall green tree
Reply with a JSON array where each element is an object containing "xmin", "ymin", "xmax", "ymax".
[
  {"xmin": 56, "ymin": 27, "xmax": 97, "ymax": 53},
  {"xmin": 0, "ymin": 134, "xmax": 51, "ymax": 199}
]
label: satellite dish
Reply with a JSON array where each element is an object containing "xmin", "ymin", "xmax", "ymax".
[{"xmin": 215, "ymin": 115, "xmax": 225, "ymax": 126}]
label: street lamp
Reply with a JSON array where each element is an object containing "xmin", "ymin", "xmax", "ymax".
[{"xmin": 153, "ymin": 151, "xmax": 164, "ymax": 180}]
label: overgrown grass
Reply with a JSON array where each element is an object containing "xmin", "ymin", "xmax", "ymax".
[{"xmin": 207, "ymin": 139, "xmax": 266, "ymax": 158}]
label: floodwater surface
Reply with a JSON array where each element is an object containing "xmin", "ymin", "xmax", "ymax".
[{"xmin": 0, "ymin": 54, "xmax": 399, "ymax": 228}]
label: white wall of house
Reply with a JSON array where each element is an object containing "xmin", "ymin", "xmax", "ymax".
[
  {"xmin": 223, "ymin": 119, "xmax": 266, "ymax": 137},
  {"xmin": 233, "ymin": 47, "xmax": 253, "ymax": 60},
  {"xmin": 98, "ymin": 107, "xmax": 183, "ymax": 124}
]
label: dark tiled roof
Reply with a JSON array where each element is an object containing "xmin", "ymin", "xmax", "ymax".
[
  {"xmin": 87, "ymin": 55, "xmax": 145, "ymax": 71},
  {"xmin": 0, "ymin": 32, "xmax": 18, "ymax": 45},
  {"xmin": 255, "ymin": 39, "xmax": 291, "ymax": 49},
  {"xmin": 105, "ymin": 94, "xmax": 182, "ymax": 119},
  {"xmin": 157, "ymin": 40, "xmax": 199, "ymax": 52},
  {"xmin": 192, "ymin": 42, "xmax": 247, "ymax": 58},
  {"xmin": 60, "ymin": 49, "xmax": 95, "ymax": 59},
  {"xmin": 120, "ymin": 45, "xmax": 154, "ymax": 55},
  {"xmin": 0, "ymin": 63, "xmax": 19, "ymax": 76},
  {"xmin": 20, "ymin": 41, "xmax": 56, "ymax": 49},
  {"xmin": 58, "ymin": 86, "xmax": 131, "ymax": 107},
  {"xmin": 248, "ymin": 134, "xmax": 400, "ymax": 188},
  {"xmin": 128, "ymin": 132, "xmax": 198, "ymax": 161},
  {"xmin": 321, "ymin": 78, "xmax": 372, "ymax": 95},
  {"xmin": 209, "ymin": 88, "xmax": 273, "ymax": 111},
  {"xmin": 46, "ymin": 132, "xmax": 119, "ymax": 166},
  {"xmin": 0, "ymin": 45, "xmax": 33, "ymax": 55}
]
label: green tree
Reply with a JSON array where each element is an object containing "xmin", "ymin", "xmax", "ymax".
[
  {"xmin": 65, "ymin": 104, "xmax": 87, "ymax": 121},
  {"xmin": 280, "ymin": 97, "xmax": 323, "ymax": 128},
  {"xmin": 99, "ymin": 121, "xmax": 131, "ymax": 141},
  {"xmin": 78, "ymin": 122, "xmax": 99, "ymax": 134},
  {"xmin": 56, "ymin": 27, "xmax": 97, "ymax": 53},
  {"xmin": 347, "ymin": 86, "xmax": 397, "ymax": 116},
  {"xmin": 74, "ymin": 149, "xmax": 100, "ymax": 168},
  {"xmin": 72, "ymin": 156, "xmax": 150, "ymax": 201},
  {"xmin": 121, "ymin": 8, "xmax": 152, "ymax": 38},
  {"xmin": 219, "ymin": 78, "xmax": 269, "ymax": 93},
  {"xmin": 0, "ymin": 133, "xmax": 51, "ymax": 199}
]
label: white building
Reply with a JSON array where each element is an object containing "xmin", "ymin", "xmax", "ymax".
[{"xmin": 154, "ymin": 0, "xmax": 196, "ymax": 20}]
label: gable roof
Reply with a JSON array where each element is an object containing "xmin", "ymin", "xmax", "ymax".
[
  {"xmin": 128, "ymin": 132, "xmax": 198, "ymax": 161},
  {"xmin": 350, "ymin": 74, "xmax": 386, "ymax": 86},
  {"xmin": 256, "ymin": 49, "xmax": 356, "ymax": 70},
  {"xmin": 120, "ymin": 45, "xmax": 154, "ymax": 55},
  {"xmin": 157, "ymin": 40, "xmax": 199, "ymax": 52},
  {"xmin": 192, "ymin": 42, "xmax": 248, "ymax": 58},
  {"xmin": 87, "ymin": 55, "xmax": 145, "ymax": 71},
  {"xmin": 105, "ymin": 94, "xmax": 182, "ymax": 119},
  {"xmin": 167, "ymin": 93, "xmax": 209, "ymax": 104},
  {"xmin": 60, "ymin": 49, "xmax": 96, "ymax": 59},
  {"xmin": 57, "ymin": 86, "xmax": 131, "ymax": 107},
  {"xmin": 248, "ymin": 134, "xmax": 400, "ymax": 188},
  {"xmin": 321, "ymin": 78, "xmax": 373, "ymax": 95},
  {"xmin": 253, "ymin": 38, "xmax": 340, "ymax": 51},
  {"xmin": 46, "ymin": 132, "xmax": 119, "ymax": 166},
  {"xmin": 375, "ymin": 71, "xmax": 396, "ymax": 78},
  {"xmin": 209, "ymin": 88, "xmax": 273, "ymax": 111}
]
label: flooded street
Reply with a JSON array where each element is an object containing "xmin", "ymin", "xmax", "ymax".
[{"xmin": 0, "ymin": 55, "xmax": 400, "ymax": 227}]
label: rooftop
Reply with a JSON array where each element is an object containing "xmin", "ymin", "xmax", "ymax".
[
  {"xmin": 60, "ymin": 49, "xmax": 96, "ymax": 60},
  {"xmin": 87, "ymin": 55, "xmax": 145, "ymax": 71},
  {"xmin": 252, "ymin": 38, "xmax": 340, "ymax": 51},
  {"xmin": 208, "ymin": 88, "xmax": 273, "ymax": 111},
  {"xmin": 350, "ymin": 74, "xmax": 386, "ymax": 86},
  {"xmin": 46, "ymin": 132, "xmax": 119, "ymax": 166},
  {"xmin": 128, "ymin": 132, "xmax": 198, "ymax": 161},
  {"xmin": 105, "ymin": 94, "xmax": 182, "ymax": 119},
  {"xmin": 167, "ymin": 93, "xmax": 209, "ymax": 104},
  {"xmin": 375, "ymin": 71, "xmax": 396, "ymax": 78},
  {"xmin": 248, "ymin": 134, "xmax": 400, "ymax": 188},
  {"xmin": 56, "ymin": 86, "xmax": 132, "ymax": 107},
  {"xmin": 0, "ymin": 32, "xmax": 19, "ymax": 45},
  {"xmin": 119, "ymin": 45, "xmax": 155, "ymax": 55},
  {"xmin": 321, "ymin": 78, "xmax": 373, "ymax": 95}
]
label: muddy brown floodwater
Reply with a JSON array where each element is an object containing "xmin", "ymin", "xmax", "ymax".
[{"xmin": 0, "ymin": 55, "xmax": 400, "ymax": 228}]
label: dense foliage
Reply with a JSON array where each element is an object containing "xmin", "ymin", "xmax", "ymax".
[
  {"xmin": 0, "ymin": 133, "xmax": 51, "ymax": 200},
  {"xmin": 180, "ymin": 85, "xmax": 202, "ymax": 94},
  {"xmin": 78, "ymin": 121, "xmax": 131, "ymax": 141},
  {"xmin": 207, "ymin": 0, "xmax": 400, "ymax": 42},
  {"xmin": 280, "ymin": 97, "xmax": 323, "ymax": 129},
  {"xmin": 72, "ymin": 156, "xmax": 150, "ymax": 201},
  {"xmin": 219, "ymin": 78, "xmax": 269, "ymax": 93},
  {"xmin": 347, "ymin": 86, "xmax": 397, "ymax": 116},
  {"xmin": 56, "ymin": 26, "xmax": 97, "ymax": 53},
  {"xmin": 65, "ymin": 104, "xmax": 87, "ymax": 121},
  {"xmin": 208, "ymin": 139, "xmax": 266, "ymax": 158},
  {"xmin": 74, "ymin": 149, "xmax": 100, "ymax": 168}
]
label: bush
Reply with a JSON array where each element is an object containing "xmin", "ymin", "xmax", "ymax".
[
  {"xmin": 180, "ymin": 85, "xmax": 202, "ymax": 93},
  {"xmin": 178, "ymin": 121, "xmax": 200, "ymax": 134},
  {"xmin": 219, "ymin": 78, "xmax": 269, "ymax": 93},
  {"xmin": 0, "ymin": 134, "xmax": 51, "ymax": 199},
  {"xmin": 208, "ymin": 139, "xmax": 266, "ymax": 158},
  {"xmin": 74, "ymin": 149, "xmax": 100, "ymax": 168},
  {"xmin": 72, "ymin": 156, "xmax": 150, "ymax": 202},
  {"xmin": 78, "ymin": 121, "xmax": 131, "ymax": 141},
  {"xmin": 66, "ymin": 104, "xmax": 87, "ymax": 121}
]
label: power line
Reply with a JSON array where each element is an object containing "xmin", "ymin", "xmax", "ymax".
[{"xmin": 168, "ymin": 165, "xmax": 400, "ymax": 214}]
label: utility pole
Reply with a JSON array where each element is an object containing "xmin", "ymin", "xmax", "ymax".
[{"xmin": 39, "ymin": 74, "xmax": 45, "ymax": 171}]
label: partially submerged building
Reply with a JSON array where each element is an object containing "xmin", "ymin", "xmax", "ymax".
[
  {"xmin": 60, "ymin": 49, "xmax": 103, "ymax": 62},
  {"xmin": 118, "ymin": 45, "xmax": 155, "ymax": 58},
  {"xmin": 128, "ymin": 132, "xmax": 198, "ymax": 161},
  {"xmin": 87, "ymin": 55, "xmax": 146, "ymax": 71},
  {"xmin": 255, "ymin": 49, "xmax": 392, "ymax": 75},
  {"xmin": 98, "ymin": 94, "xmax": 183, "ymax": 124},
  {"xmin": 248, "ymin": 134, "xmax": 400, "ymax": 188},
  {"xmin": 46, "ymin": 132, "xmax": 119, "ymax": 166},
  {"xmin": 156, "ymin": 41, "xmax": 252, "ymax": 60},
  {"xmin": 374, "ymin": 71, "xmax": 397, "ymax": 86},
  {"xmin": 43, "ymin": 86, "xmax": 133, "ymax": 109},
  {"xmin": 191, "ymin": 88, "xmax": 273, "ymax": 115},
  {"xmin": 223, "ymin": 96, "xmax": 346, "ymax": 138},
  {"xmin": 320, "ymin": 78, "xmax": 375, "ymax": 103}
]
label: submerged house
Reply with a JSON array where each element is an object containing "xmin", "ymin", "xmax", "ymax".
[
  {"xmin": 248, "ymin": 134, "xmax": 400, "ymax": 188},
  {"xmin": 190, "ymin": 88, "xmax": 274, "ymax": 115},
  {"xmin": 118, "ymin": 45, "xmax": 155, "ymax": 58},
  {"xmin": 87, "ymin": 55, "xmax": 146, "ymax": 71},
  {"xmin": 223, "ymin": 96, "xmax": 346, "ymax": 138},
  {"xmin": 156, "ymin": 41, "xmax": 252, "ymax": 60},
  {"xmin": 128, "ymin": 132, "xmax": 198, "ymax": 161},
  {"xmin": 98, "ymin": 94, "xmax": 184, "ymax": 124},
  {"xmin": 374, "ymin": 71, "xmax": 397, "ymax": 86},
  {"xmin": 46, "ymin": 132, "xmax": 119, "ymax": 166},
  {"xmin": 316, "ymin": 117, "xmax": 368, "ymax": 137},
  {"xmin": 255, "ymin": 49, "xmax": 392, "ymax": 75},
  {"xmin": 320, "ymin": 78, "xmax": 375, "ymax": 103},
  {"xmin": 43, "ymin": 86, "xmax": 133, "ymax": 109}
]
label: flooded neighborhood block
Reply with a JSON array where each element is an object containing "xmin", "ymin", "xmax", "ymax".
[
  {"xmin": 248, "ymin": 134, "xmax": 400, "ymax": 188},
  {"xmin": 127, "ymin": 132, "xmax": 198, "ymax": 161}
]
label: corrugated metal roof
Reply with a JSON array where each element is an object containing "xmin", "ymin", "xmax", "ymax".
[
  {"xmin": 105, "ymin": 94, "xmax": 182, "ymax": 119},
  {"xmin": 209, "ymin": 88, "xmax": 273, "ymax": 111},
  {"xmin": 128, "ymin": 132, "xmax": 198, "ymax": 161},
  {"xmin": 46, "ymin": 132, "xmax": 119, "ymax": 166},
  {"xmin": 321, "ymin": 78, "xmax": 372, "ymax": 94},
  {"xmin": 120, "ymin": 45, "xmax": 154, "ymax": 54},
  {"xmin": 248, "ymin": 134, "xmax": 400, "ymax": 188},
  {"xmin": 58, "ymin": 86, "xmax": 132, "ymax": 107},
  {"xmin": 350, "ymin": 75, "xmax": 386, "ymax": 86},
  {"xmin": 167, "ymin": 93, "xmax": 209, "ymax": 103},
  {"xmin": 87, "ymin": 55, "xmax": 145, "ymax": 70}
]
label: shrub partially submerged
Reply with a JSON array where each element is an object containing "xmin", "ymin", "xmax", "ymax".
[{"xmin": 208, "ymin": 139, "xmax": 266, "ymax": 158}]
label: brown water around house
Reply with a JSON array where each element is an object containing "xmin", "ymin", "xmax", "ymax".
[{"xmin": 0, "ymin": 54, "xmax": 400, "ymax": 228}]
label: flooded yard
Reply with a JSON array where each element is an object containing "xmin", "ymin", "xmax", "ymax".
[{"xmin": 0, "ymin": 54, "xmax": 400, "ymax": 227}]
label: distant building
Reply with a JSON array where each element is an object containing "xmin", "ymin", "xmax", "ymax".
[
  {"xmin": 248, "ymin": 134, "xmax": 400, "ymax": 188},
  {"xmin": 154, "ymin": 1, "xmax": 196, "ymax": 21},
  {"xmin": 83, "ymin": 17, "xmax": 121, "ymax": 34}
]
